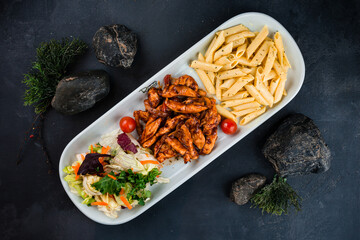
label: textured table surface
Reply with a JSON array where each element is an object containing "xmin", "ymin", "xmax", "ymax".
[{"xmin": 1, "ymin": 0, "xmax": 359, "ymax": 239}]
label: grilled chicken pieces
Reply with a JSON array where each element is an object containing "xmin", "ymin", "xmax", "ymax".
[{"xmin": 134, "ymin": 74, "xmax": 221, "ymax": 164}]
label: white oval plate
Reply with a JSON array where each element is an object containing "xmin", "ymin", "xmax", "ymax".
[{"xmin": 59, "ymin": 12, "xmax": 305, "ymax": 225}]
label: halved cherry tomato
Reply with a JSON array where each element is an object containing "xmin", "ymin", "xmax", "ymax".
[
  {"xmin": 120, "ymin": 116, "xmax": 136, "ymax": 133},
  {"xmin": 220, "ymin": 119, "xmax": 237, "ymax": 135}
]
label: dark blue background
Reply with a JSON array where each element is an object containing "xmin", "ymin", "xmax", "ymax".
[{"xmin": 1, "ymin": 0, "xmax": 359, "ymax": 239}]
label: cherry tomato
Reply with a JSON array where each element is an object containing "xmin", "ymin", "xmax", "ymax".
[
  {"xmin": 120, "ymin": 116, "xmax": 136, "ymax": 133},
  {"xmin": 220, "ymin": 119, "xmax": 237, "ymax": 135}
]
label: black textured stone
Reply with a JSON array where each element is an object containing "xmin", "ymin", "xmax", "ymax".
[
  {"xmin": 230, "ymin": 174, "xmax": 266, "ymax": 205},
  {"xmin": 92, "ymin": 24, "xmax": 137, "ymax": 68},
  {"xmin": 51, "ymin": 70, "xmax": 110, "ymax": 115},
  {"xmin": 262, "ymin": 114, "xmax": 331, "ymax": 177}
]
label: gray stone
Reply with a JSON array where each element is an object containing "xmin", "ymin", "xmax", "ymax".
[
  {"xmin": 262, "ymin": 113, "xmax": 331, "ymax": 177},
  {"xmin": 51, "ymin": 70, "xmax": 110, "ymax": 115},
  {"xmin": 230, "ymin": 174, "xmax": 266, "ymax": 205},
  {"xmin": 92, "ymin": 24, "xmax": 137, "ymax": 68}
]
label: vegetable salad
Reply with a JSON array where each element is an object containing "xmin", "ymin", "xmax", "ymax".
[{"xmin": 63, "ymin": 129, "xmax": 169, "ymax": 218}]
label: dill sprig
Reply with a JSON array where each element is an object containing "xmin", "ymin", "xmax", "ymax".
[
  {"xmin": 23, "ymin": 38, "xmax": 87, "ymax": 113},
  {"xmin": 250, "ymin": 175, "xmax": 302, "ymax": 215}
]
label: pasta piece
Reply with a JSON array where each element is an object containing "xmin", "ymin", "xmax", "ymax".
[
  {"xmin": 220, "ymin": 78, "xmax": 235, "ymax": 89},
  {"xmin": 205, "ymin": 36, "xmax": 217, "ymax": 58},
  {"xmin": 232, "ymin": 101, "xmax": 261, "ymax": 111},
  {"xmin": 244, "ymin": 84, "xmax": 269, "ymax": 106},
  {"xmin": 264, "ymin": 70, "xmax": 277, "ymax": 81},
  {"xmin": 232, "ymin": 38, "xmax": 246, "ymax": 48},
  {"xmin": 274, "ymin": 77, "xmax": 286, "ymax": 103},
  {"xmin": 214, "ymin": 54, "xmax": 233, "ymax": 65},
  {"xmin": 246, "ymin": 26, "xmax": 269, "ymax": 58},
  {"xmin": 240, "ymin": 67, "xmax": 252, "ymax": 74},
  {"xmin": 225, "ymin": 31, "xmax": 255, "ymax": 44},
  {"xmin": 195, "ymin": 69, "xmax": 216, "ymax": 94},
  {"xmin": 215, "ymin": 105, "xmax": 237, "ymax": 123},
  {"xmin": 263, "ymin": 45, "xmax": 277, "ymax": 77},
  {"xmin": 269, "ymin": 77, "xmax": 280, "ymax": 95},
  {"xmin": 220, "ymin": 97, "xmax": 255, "ymax": 108},
  {"xmin": 240, "ymin": 106, "xmax": 266, "ymax": 125},
  {"xmin": 206, "ymin": 31, "xmax": 225, "ymax": 63},
  {"xmin": 249, "ymin": 41, "xmax": 272, "ymax": 66},
  {"xmin": 274, "ymin": 32, "xmax": 284, "ymax": 66},
  {"xmin": 235, "ymin": 57, "xmax": 257, "ymax": 67},
  {"xmin": 216, "ymin": 78, "xmax": 222, "ymax": 100},
  {"xmin": 231, "ymin": 107, "xmax": 261, "ymax": 117},
  {"xmin": 255, "ymin": 80, "xmax": 274, "ymax": 107},
  {"xmin": 283, "ymin": 52, "xmax": 291, "ymax": 70},
  {"xmin": 222, "ymin": 24, "xmax": 249, "ymax": 37},
  {"xmin": 235, "ymin": 43, "xmax": 247, "ymax": 58},
  {"xmin": 283, "ymin": 89, "xmax": 287, "ymax": 96},
  {"xmin": 221, "ymin": 60, "xmax": 238, "ymax": 71},
  {"xmin": 190, "ymin": 60, "xmax": 223, "ymax": 72},
  {"xmin": 214, "ymin": 42, "xmax": 233, "ymax": 61},
  {"xmin": 221, "ymin": 91, "xmax": 249, "ymax": 101},
  {"xmin": 197, "ymin": 52, "xmax": 205, "ymax": 61},
  {"xmin": 254, "ymin": 66, "xmax": 264, "ymax": 87},
  {"xmin": 222, "ymin": 75, "xmax": 254, "ymax": 97},
  {"xmin": 207, "ymin": 71, "xmax": 216, "ymax": 85},
  {"xmin": 217, "ymin": 68, "xmax": 246, "ymax": 80}
]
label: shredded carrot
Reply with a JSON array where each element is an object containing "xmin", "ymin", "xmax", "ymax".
[
  {"xmin": 140, "ymin": 160, "xmax": 159, "ymax": 165},
  {"xmin": 120, "ymin": 196, "xmax": 132, "ymax": 210},
  {"xmin": 90, "ymin": 145, "xmax": 94, "ymax": 153},
  {"xmin": 107, "ymin": 174, "xmax": 117, "ymax": 180},
  {"xmin": 99, "ymin": 146, "xmax": 111, "ymax": 164},
  {"xmin": 91, "ymin": 201, "xmax": 108, "ymax": 206},
  {"xmin": 120, "ymin": 188, "xmax": 124, "ymax": 195},
  {"xmin": 72, "ymin": 162, "xmax": 80, "ymax": 180},
  {"xmin": 81, "ymin": 154, "xmax": 85, "ymax": 161}
]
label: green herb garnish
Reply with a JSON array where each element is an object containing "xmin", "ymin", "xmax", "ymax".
[
  {"xmin": 92, "ymin": 168, "xmax": 160, "ymax": 206},
  {"xmin": 23, "ymin": 38, "xmax": 87, "ymax": 113},
  {"xmin": 250, "ymin": 175, "xmax": 302, "ymax": 215}
]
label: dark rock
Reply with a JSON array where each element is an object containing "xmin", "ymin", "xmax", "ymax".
[
  {"xmin": 262, "ymin": 113, "xmax": 331, "ymax": 177},
  {"xmin": 230, "ymin": 174, "xmax": 266, "ymax": 205},
  {"xmin": 51, "ymin": 70, "xmax": 110, "ymax": 115},
  {"xmin": 92, "ymin": 24, "xmax": 137, "ymax": 68}
]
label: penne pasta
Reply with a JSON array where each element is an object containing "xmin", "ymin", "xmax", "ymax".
[
  {"xmin": 246, "ymin": 25, "xmax": 269, "ymax": 58},
  {"xmin": 264, "ymin": 70, "xmax": 277, "ymax": 81},
  {"xmin": 263, "ymin": 45, "xmax": 277, "ymax": 77},
  {"xmin": 274, "ymin": 77, "xmax": 286, "ymax": 103},
  {"xmin": 249, "ymin": 41, "xmax": 272, "ymax": 66},
  {"xmin": 195, "ymin": 69, "xmax": 216, "ymax": 94},
  {"xmin": 214, "ymin": 42, "xmax": 233, "ymax": 61},
  {"xmin": 235, "ymin": 57, "xmax": 257, "ymax": 67},
  {"xmin": 231, "ymin": 107, "xmax": 261, "ymax": 117},
  {"xmin": 206, "ymin": 31, "xmax": 225, "ymax": 63},
  {"xmin": 240, "ymin": 106, "xmax": 266, "ymax": 125},
  {"xmin": 274, "ymin": 32, "xmax": 284, "ymax": 66},
  {"xmin": 190, "ymin": 60, "xmax": 223, "ymax": 72},
  {"xmin": 254, "ymin": 66, "xmax": 264, "ymax": 87},
  {"xmin": 244, "ymin": 84, "xmax": 269, "ymax": 106},
  {"xmin": 283, "ymin": 52, "xmax": 291, "ymax": 69},
  {"xmin": 221, "ymin": 61, "xmax": 238, "ymax": 71},
  {"xmin": 220, "ymin": 78, "xmax": 235, "ymax": 89},
  {"xmin": 232, "ymin": 38, "xmax": 246, "ymax": 48},
  {"xmin": 215, "ymin": 105, "xmax": 237, "ymax": 123},
  {"xmin": 255, "ymin": 80, "xmax": 274, "ymax": 107},
  {"xmin": 235, "ymin": 43, "xmax": 247, "ymax": 58},
  {"xmin": 220, "ymin": 97, "xmax": 255, "ymax": 108},
  {"xmin": 222, "ymin": 75, "xmax": 254, "ymax": 97},
  {"xmin": 197, "ymin": 52, "xmax": 205, "ymax": 61},
  {"xmin": 222, "ymin": 24, "xmax": 249, "ymax": 37},
  {"xmin": 225, "ymin": 31, "xmax": 255, "ymax": 44},
  {"xmin": 269, "ymin": 77, "xmax": 280, "ymax": 95},
  {"xmin": 232, "ymin": 101, "xmax": 261, "ymax": 111},
  {"xmin": 221, "ymin": 91, "xmax": 249, "ymax": 101},
  {"xmin": 205, "ymin": 36, "xmax": 217, "ymax": 58},
  {"xmin": 216, "ymin": 78, "xmax": 222, "ymax": 100},
  {"xmin": 207, "ymin": 71, "xmax": 216, "ymax": 85},
  {"xmin": 214, "ymin": 54, "xmax": 234, "ymax": 65},
  {"xmin": 217, "ymin": 68, "xmax": 247, "ymax": 80}
]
